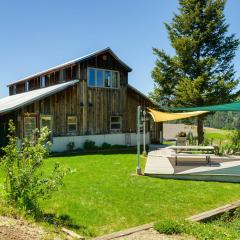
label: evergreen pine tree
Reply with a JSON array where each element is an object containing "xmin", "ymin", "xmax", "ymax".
[{"xmin": 151, "ymin": 0, "xmax": 239, "ymax": 143}]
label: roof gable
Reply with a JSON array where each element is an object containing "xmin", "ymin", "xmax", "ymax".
[{"xmin": 7, "ymin": 47, "xmax": 132, "ymax": 87}]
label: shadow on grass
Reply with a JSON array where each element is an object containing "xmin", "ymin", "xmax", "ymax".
[{"xmin": 37, "ymin": 213, "xmax": 93, "ymax": 236}]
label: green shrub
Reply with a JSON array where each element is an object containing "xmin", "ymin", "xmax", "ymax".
[
  {"xmin": 101, "ymin": 142, "xmax": 112, "ymax": 149},
  {"xmin": 229, "ymin": 130, "xmax": 240, "ymax": 153},
  {"xmin": 154, "ymin": 219, "xmax": 185, "ymax": 235},
  {"xmin": 0, "ymin": 120, "xmax": 68, "ymax": 216},
  {"xmin": 187, "ymin": 131, "xmax": 198, "ymax": 145},
  {"xmin": 67, "ymin": 141, "xmax": 75, "ymax": 151},
  {"xmin": 83, "ymin": 140, "xmax": 97, "ymax": 150},
  {"xmin": 111, "ymin": 144, "xmax": 128, "ymax": 149}
]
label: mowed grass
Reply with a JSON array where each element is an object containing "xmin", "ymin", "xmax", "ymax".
[
  {"xmin": 205, "ymin": 128, "xmax": 231, "ymax": 145},
  {"xmin": 37, "ymin": 153, "xmax": 240, "ymax": 237}
]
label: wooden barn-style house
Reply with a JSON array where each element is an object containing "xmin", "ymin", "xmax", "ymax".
[{"xmin": 0, "ymin": 48, "xmax": 162, "ymax": 151}]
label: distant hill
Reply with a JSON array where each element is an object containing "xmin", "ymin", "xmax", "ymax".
[{"xmin": 205, "ymin": 112, "xmax": 240, "ymax": 130}]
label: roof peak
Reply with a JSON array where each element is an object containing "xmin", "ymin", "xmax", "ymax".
[{"xmin": 7, "ymin": 47, "xmax": 132, "ymax": 87}]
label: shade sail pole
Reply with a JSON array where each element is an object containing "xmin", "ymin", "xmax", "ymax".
[
  {"xmin": 136, "ymin": 105, "xmax": 142, "ymax": 175},
  {"xmin": 142, "ymin": 109, "xmax": 147, "ymax": 156}
]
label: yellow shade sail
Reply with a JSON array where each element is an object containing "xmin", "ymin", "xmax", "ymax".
[{"xmin": 147, "ymin": 108, "xmax": 208, "ymax": 122}]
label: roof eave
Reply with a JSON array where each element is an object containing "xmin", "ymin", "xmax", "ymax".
[
  {"xmin": 1, "ymin": 80, "xmax": 79, "ymax": 115},
  {"xmin": 127, "ymin": 84, "xmax": 157, "ymax": 106}
]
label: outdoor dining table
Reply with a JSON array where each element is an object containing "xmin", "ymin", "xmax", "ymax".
[
  {"xmin": 169, "ymin": 145, "xmax": 215, "ymax": 166},
  {"xmin": 170, "ymin": 145, "xmax": 215, "ymax": 152}
]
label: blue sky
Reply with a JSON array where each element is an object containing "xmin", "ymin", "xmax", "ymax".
[{"xmin": 0, "ymin": 0, "xmax": 239, "ymax": 97}]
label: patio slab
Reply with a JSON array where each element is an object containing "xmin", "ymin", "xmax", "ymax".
[{"xmin": 144, "ymin": 146, "xmax": 240, "ymax": 182}]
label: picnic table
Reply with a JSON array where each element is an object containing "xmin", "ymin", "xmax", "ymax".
[{"xmin": 169, "ymin": 145, "xmax": 215, "ymax": 166}]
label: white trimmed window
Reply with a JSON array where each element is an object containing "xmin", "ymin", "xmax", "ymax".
[
  {"xmin": 40, "ymin": 76, "xmax": 46, "ymax": 88},
  {"xmin": 110, "ymin": 116, "xmax": 122, "ymax": 132},
  {"xmin": 40, "ymin": 115, "xmax": 52, "ymax": 130},
  {"xmin": 67, "ymin": 116, "xmax": 77, "ymax": 133},
  {"xmin": 88, "ymin": 68, "xmax": 119, "ymax": 88},
  {"xmin": 24, "ymin": 116, "xmax": 36, "ymax": 138},
  {"xmin": 40, "ymin": 115, "xmax": 53, "ymax": 141}
]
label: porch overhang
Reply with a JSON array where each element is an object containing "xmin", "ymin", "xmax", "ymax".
[{"xmin": 0, "ymin": 80, "xmax": 79, "ymax": 115}]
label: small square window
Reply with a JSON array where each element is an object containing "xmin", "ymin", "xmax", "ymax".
[
  {"xmin": 67, "ymin": 116, "xmax": 77, "ymax": 133},
  {"xmin": 110, "ymin": 116, "xmax": 122, "ymax": 132}
]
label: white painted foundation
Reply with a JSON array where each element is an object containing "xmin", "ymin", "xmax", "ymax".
[{"xmin": 51, "ymin": 132, "xmax": 150, "ymax": 152}]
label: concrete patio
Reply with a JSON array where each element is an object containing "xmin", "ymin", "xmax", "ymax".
[{"xmin": 144, "ymin": 145, "xmax": 240, "ymax": 182}]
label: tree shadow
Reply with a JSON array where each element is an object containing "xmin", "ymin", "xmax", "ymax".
[{"xmin": 36, "ymin": 212, "xmax": 93, "ymax": 236}]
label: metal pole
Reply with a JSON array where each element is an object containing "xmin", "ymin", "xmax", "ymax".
[
  {"xmin": 142, "ymin": 109, "xmax": 147, "ymax": 156},
  {"xmin": 136, "ymin": 105, "xmax": 142, "ymax": 175}
]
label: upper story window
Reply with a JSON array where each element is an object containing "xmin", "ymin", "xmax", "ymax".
[
  {"xmin": 40, "ymin": 76, "xmax": 46, "ymax": 88},
  {"xmin": 25, "ymin": 81, "xmax": 29, "ymax": 92},
  {"xmin": 13, "ymin": 85, "xmax": 16, "ymax": 95},
  {"xmin": 88, "ymin": 68, "xmax": 119, "ymax": 88},
  {"xmin": 60, "ymin": 69, "xmax": 66, "ymax": 82}
]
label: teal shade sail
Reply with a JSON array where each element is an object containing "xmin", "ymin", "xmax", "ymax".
[{"xmin": 172, "ymin": 101, "xmax": 240, "ymax": 112}]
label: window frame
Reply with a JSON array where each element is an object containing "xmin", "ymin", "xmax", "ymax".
[
  {"xmin": 87, "ymin": 67, "xmax": 120, "ymax": 89},
  {"xmin": 40, "ymin": 115, "xmax": 53, "ymax": 141},
  {"xmin": 40, "ymin": 115, "xmax": 53, "ymax": 130},
  {"xmin": 59, "ymin": 69, "xmax": 66, "ymax": 82},
  {"xmin": 88, "ymin": 68, "xmax": 96, "ymax": 87},
  {"xmin": 40, "ymin": 76, "xmax": 46, "ymax": 88},
  {"xmin": 13, "ymin": 85, "xmax": 16, "ymax": 95},
  {"xmin": 25, "ymin": 81, "xmax": 29, "ymax": 92},
  {"xmin": 110, "ymin": 116, "xmax": 122, "ymax": 132},
  {"xmin": 23, "ymin": 115, "xmax": 37, "ymax": 139},
  {"xmin": 67, "ymin": 115, "xmax": 78, "ymax": 133}
]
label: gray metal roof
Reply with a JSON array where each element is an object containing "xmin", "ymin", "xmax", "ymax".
[
  {"xmin": 0, "ymin": 80, "xmax": 79, "ymax": 115},
  {"xmin": 7, "ymin": 47, "xmax": 132, "ymax": 86}
]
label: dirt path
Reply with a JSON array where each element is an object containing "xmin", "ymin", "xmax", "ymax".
[
  {"xmin": 0, "ymin": 215, "xmax": 51, "ymax": 240},
  {"xmin": 117, "ymin": 228, "xmax": 194, "ymax": 240}
]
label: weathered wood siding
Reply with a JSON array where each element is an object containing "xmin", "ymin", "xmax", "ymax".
[
  {"xmin": 6, "ymin": 50, "xmax": 162, "ymax": 144},
  {"xmin": 126, "ymin": 87, "xmax": 162, "ymax": 142}
]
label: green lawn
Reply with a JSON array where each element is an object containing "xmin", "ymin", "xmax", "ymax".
[
  {"xmin": 205, "ymin": 128, "xmax": 231, "ymax": 145},
  {"xmin": 35, "ymin": 152, "xmax": 240, "ymax": 237},
  {"xmin": 155, "ymin": 208, "xmax": 240, "ymax": 240}
]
